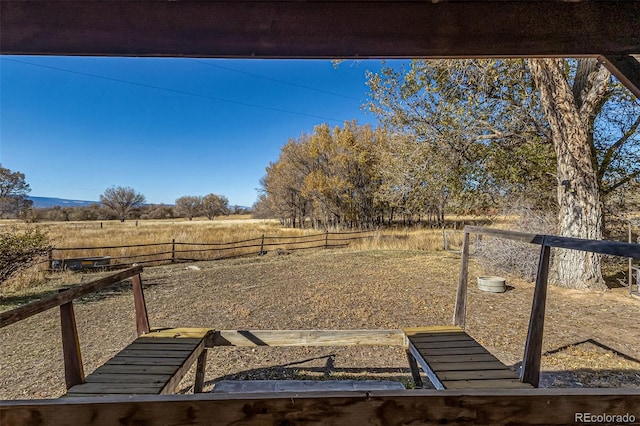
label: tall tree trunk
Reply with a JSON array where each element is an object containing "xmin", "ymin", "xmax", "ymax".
[{"xmin": 528, "ymin": 58, "xmax": 609, "ymax": 291}]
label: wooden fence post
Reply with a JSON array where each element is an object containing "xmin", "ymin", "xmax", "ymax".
[
  {"xmin": 171, "ymin": 239, "xmax": 176, "ymax": 263},
  {"xmin": 630, "ymin": 222, "xmax": 633, "ymax": 296},
  {"xmin": 520, "ymin": 236, "xmax": 551, "ymax": 387},
  {"xmin": 453, "ymin": 231, "xmax": 470, "ymax": 328},
  {"xmin": 325, "ymin": 231, "xmax": 329, "ymax": 249},
  {"xmin": 59, "ymin": 290, "xmax": 84, "ymax": 390},
  {"xmin": 260, "ymin": 234, "xmax": 265, "ymax": 254},
  {"xmin": 132, "ymin": 273, "xmax": 150, "ymax": 335}
]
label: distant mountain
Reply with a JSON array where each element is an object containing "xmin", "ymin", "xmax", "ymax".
[{"xmin": 29, "ymin": 196, "xmax": 99, "ymax": 208}]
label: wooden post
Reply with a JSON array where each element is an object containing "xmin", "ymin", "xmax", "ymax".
[
  {"xmin": 630, "ymin": 222, "xmax": 633, "ymax": 296},
  {"xmin": 171, "ymin": 239, "xmax": 176, "ymax": 263},
  {"xmin": 520, "ymin": 236, "xmax": 551, "ymax": 387},
  {"xmin": 194, "ymin": 350, "xmax": 208, "ymax": 393},
  {"xmin": 325, "ymin": 231, "xmax": 329, "ymax": 249},
  {"xmin": 406, "ymin": 351, "xmax": 424, "ymax": 388},
  {"xmin": 59, "ymin": 290, "xmax": 84, "ymax": 390},
  {"xmin": 442, "ymin": 226, "xmax": 448, "ymax": 251},
  {"xmin": 453, "ymin": 231, "xmax": 470, "ymax": 328},
  {"xmin": 132, "ymin": 274, "xmax": 150, "ymax": 335},
  {"xmin": 260, "ymin": 234, "xmax": 265, "ymax": 254}
]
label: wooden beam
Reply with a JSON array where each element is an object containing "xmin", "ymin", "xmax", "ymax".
[
  {"xmin": 463, "ymin": 226, "xmax": 640, "ymax": 259},
  {"xmin": 59, "ymin": 300, "xmax": 84, "ymax": 390},
  {"xmin": 1, "ymin": 1, "xmax": 639, "ymax": 58},
  {"xmin": 0, "ymin": 266, "xmax": 143, "ymax": 329},
  {"xmin": 131, "ymin": 273, "xmax": 151, "ymax": 335},
  {"xmin": 599, "ymin": 55, "xmax": 640, "ymax": 99},
  {"xmin": 212, "ymin": 330, "xmax": 405, "ymax": 347},
  {"xmin": 2, "ymin": 389, "xmax": 639, "ymax": 426},
  {"xmin": 520, "ymin": 238, "xmax": 551, "ymax": 387},
  {"xmin": 453, "ymin": 231, "xmax": 470, "ymax": 328},
  {"xmin": 194, "ymin": 351, "xmax": 208, "ymax": 394}
]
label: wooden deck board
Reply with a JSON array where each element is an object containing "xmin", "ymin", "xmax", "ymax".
[
  {"xmin": 443, "ymin": 379, "xmax": 533, "ymax": 389},
  {"xmin": 404, "ymin": 328, "xmax": 533, "ymax": 391},
  {"xmin": 85, "ymin": 374, "xmax": 174, "ymax": 384},
  {"xmin": 65, "ymin": 327, "xmax": 213, "ymax": 397}
]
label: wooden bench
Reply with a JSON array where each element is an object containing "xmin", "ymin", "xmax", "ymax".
[
  {"xmin": 404, "ymin": 326, "xmax": 533, "ymax": 390},
  {"xmin": 65, "ymin": 328, "xmax": 214, "ymax": 397}
]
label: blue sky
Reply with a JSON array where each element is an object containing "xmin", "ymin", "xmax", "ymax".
[{"xmin": 1, "ymin": 57, "xmax": 401, "ymax": 207}]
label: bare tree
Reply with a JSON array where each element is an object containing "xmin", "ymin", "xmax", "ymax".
[
  {"xmin": 202, "ymin": 194, "xmax": 229, "ymax": 220},
  {"xmin": 175, "ymin": 196, "xmax": 203, "ymax": 220},
  {"xmin": 99, "ymin": 186, "xmax": 146, "ymax": 222}
]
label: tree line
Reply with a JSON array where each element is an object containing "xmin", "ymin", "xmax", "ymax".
[
  {"xmin": 0, "ymin": 171, "xmax": 243, "ymax": 222},
  {"xmin": 256, "ymin": 58, "xmax": 639, "ymax": 290}
]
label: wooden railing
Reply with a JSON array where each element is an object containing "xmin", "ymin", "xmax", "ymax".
[
  {"xmin": 0, "ymin": 266, "xmax": 147, "ymax": 390},
  {"xmin": 453, "ymin": 226, "xmax": 640, "ymax": 387}
]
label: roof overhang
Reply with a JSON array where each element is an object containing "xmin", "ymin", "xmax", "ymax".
[
  {"xmin": 1, "ymin": 1, "xmax": 640, "ymax": 59},
  {"xmin": 1, "ymin": 1, "xmax": 639, "ymax": 96}
]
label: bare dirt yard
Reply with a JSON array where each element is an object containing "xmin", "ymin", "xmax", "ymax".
[{"xmin": 1, "ymin": 248, "xmax": 639, "ymax": 399}]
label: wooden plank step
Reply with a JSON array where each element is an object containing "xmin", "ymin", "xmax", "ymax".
[
  {"xmin": 422, "ymin": 354, "xmax": 500, "ymax": 363},
  {"xmin": 443, "ymin": 379, "xmax": 533, "ymax": 389},
  {"xmin": 437, "ymin": 369, "xmax": 521, "ymax": 381},
  {"xmin": 104, "ymin": 357, "xmax": 187, "ymax": 366},
  {"xmin": 418, "ymin": 346, "xmax": 490, "ymax": 356},
  {"xmin": 116, "ymin": 349, "xmax": 195, "ymax": 358},
  {"xmin": 413, "ymin": 341, "xmax": 481, "ymax": 349},
  {"xmin": 404, "ymin": 326, "xmax": 463, "ymax": 336},
  {"xmin": 85, "ymin": 374, "xmax": 174, "ymax": 384},
  {"xmin": 91, "ymin": 364, "xmax": 179, "ymax": 375},
  {"xmin": 409, "ymin": 334, "xmax": 475, "ymax": 343},
  {"xmin": 127, "ymin": 337, "xmax": 203, "ymax": 345},
  {"xmin": 142, "ymin": 328, "xmax": 213, "ymax": 339},
  {"xmin": 124, "ymin": 343, "xmax": 200, "ymax": 351},
  {"xmin": 65, "ymin": 383, "xmax": 163, "ymax": 394},
  {"xmin": 428, "ymin": 361, "xmax": 512, "ymax": 371}
]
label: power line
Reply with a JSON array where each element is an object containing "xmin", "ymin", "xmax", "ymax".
[
  {"xmin": 191, "ymin": 59, "xmax": 362, "ymax": 102},
  {"xmin": 1, "ymin": 58, "xmax": 345, "ymax": 123}
]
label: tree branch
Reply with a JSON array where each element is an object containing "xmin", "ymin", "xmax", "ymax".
[{"xmin": 597, "ymin": 114, "xmax": 640, "ymax": 181}]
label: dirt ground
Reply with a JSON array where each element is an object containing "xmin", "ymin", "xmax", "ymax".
[{"xmin": 1, "ymin": 248, "xmax": 639, "ymax": 399}]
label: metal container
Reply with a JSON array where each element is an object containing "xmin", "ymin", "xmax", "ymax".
[
  {"xmin": 477, "ymin": 276, "xmax": 506, "ymax": 293},
  {"xmin": 52, "ymin": 256, "xmax": 111, "ymax": 271}
]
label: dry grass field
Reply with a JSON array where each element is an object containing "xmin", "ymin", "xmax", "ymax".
[{"xmin": 1, "ymin": 218, "xmax": 639, "ymax": 400}]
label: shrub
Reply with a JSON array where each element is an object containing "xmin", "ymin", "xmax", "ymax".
[
  {"xmin": 0, "ymin": 226, "xmax": 52, "ymax": 284},
  {"xmin": 475, "ymin": 208, "xmax": 556, "ymax": 282}
]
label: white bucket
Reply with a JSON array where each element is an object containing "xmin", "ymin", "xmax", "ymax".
[{"xmin": 477, "ymin": 276, "xmax": 506, "ymax": 293}]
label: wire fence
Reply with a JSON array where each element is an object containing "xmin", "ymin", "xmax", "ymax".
[{"xmin": 46, "ymin": 230, "xmax": 376, "ymax": 271}]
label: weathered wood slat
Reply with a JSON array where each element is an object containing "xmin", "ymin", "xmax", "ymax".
[
  {"xmin": 85, "ymin": 374, "xmax": 173, "ymax": 384},
  {"xmin": 104, "ymin": 357, "xmax": 186, "ymax": 366},
  {"xmin": 115, "ymin": 349, "xmax": 194, "ymax": 358},
  {"xmin": 160, "ymin": 339, "xmax": 206, "ymax": 395},
  {"xmin": 418, "ymin": 347, "xmax": 490, "ymax": 356},
  {"xmin": 213, "ymin": 329, "xmax": 404, "ymax": 347},
  {"xmin": 413, "ymin": 341, "xmax": 481, "ymax": 349},
  {"xmin": 66, "ymin": 383, "xmax": 162, "ymax": 394},
  {"xmin": 437, "ymin": 370, "xmax": 521, "ymax": 381},
  {"xmin": 124, "ymin": 343, "xmax": 200, "ymax": 351},
  {"xmin": 126, "ymin": 338, "xmax": 202, "ymax": 346},
  {"xmin": 7, "ymin": 389, "xmax": 639, "ymax": 426},
  {"xmin": 422, "ymin": 354, "xmax": 500, "ymax": 364},
  {"xmin": 428, "ymin": 361, "xmax": 512, "ymax": 372},
  {"xmin": 409, "ymin": 334, "xmax": 475, "ymax": 343},
  {"xmin": 0, "ymin": 266, "xmax": 143, "ymax": 328},
  {"xmin": 143, "ymin": 328, "xmax": 213, "ymax": 339},
  {"xmin": 90, "ymin": 364, "xmax": 179, "ymax": 376},
  {"xmin": 443, "ymin": 379, "xmax": 533, "ymax": 390},
  {"xmin": 403, "ymin": 326, "xmax": 462, "ymax": 336},
  {"xmin": 464, "ymin": 226, "xmax": 640, "ymax": 259}
]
